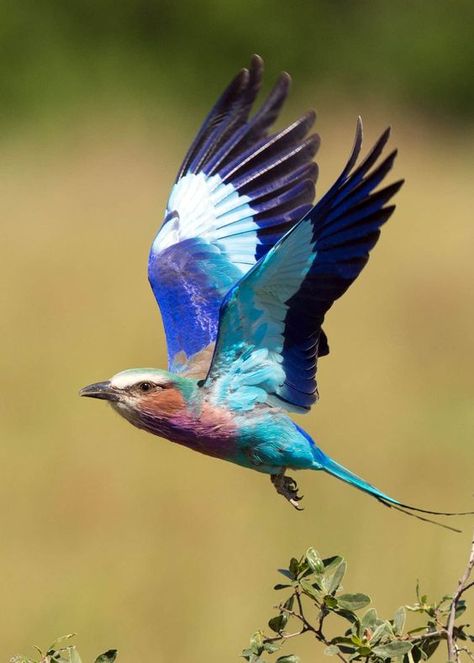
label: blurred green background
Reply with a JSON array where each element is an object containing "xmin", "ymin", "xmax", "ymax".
[{"xmin": 1, "ymin": 1, "xmax": 473, "ymax": 661}]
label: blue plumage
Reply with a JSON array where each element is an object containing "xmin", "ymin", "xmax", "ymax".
[{"xmin": 82, "ymin": 57, "xmax": 473, "ymax": 530}]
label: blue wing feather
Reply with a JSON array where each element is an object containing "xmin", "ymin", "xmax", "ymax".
[
  {"xmin": 148, "ymin": 238, "xmax": 242, "ymax": 368},
  {"xmin": 205, "ymin": 120, "xmax": 403, "ymax": 412},
  {"xmin": 149, "ymin": 56, "xmax": 318, "ymax": 375}
]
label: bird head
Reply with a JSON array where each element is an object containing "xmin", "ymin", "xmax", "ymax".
[{"xmin": 80, "ymin": 368, "xmax": 196, "ymax": 429}]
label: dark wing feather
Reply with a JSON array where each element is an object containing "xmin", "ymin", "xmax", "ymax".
[{"xmin": 205, "ymin": 120, "xmax": 403, "ymax": 412}]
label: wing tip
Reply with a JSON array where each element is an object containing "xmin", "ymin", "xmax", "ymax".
[
  {"xmin": 250, "ymin": 53, "xmax": 264, "ymax": 69},
  {"xmin": 307, "ymin": 132, "xmax": 322, "ymax": 157}
]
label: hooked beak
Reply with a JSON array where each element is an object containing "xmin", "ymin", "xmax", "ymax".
[{"xmin": 79, "ymin": 381, "xmax": 120, "ymax": 402}]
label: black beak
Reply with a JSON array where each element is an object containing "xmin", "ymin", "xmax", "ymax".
[{"xmin": 79, "ymin": 381, "xmax": 120, "ymax": 402}]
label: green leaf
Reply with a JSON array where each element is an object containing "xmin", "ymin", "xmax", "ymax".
[
  {"xmin": 268, "ymin": 613, "xmax": 288, "ymax": 633},
  {"xmin": 278, "ymin": 569, "xmax": 294, "ymax": 581},
  {"xmin": 335, "ymin": 608, "xmax": 359, "ymax": 625},
  {"xmin": 324, "ymin": 645, "xmax": 341, "ymax": 656},
  {"xmin": 242, "ymin": 652, "xmax": 264, "ymax": 663},
  {"xmin": 94, "ymin": 651, "xmax": 118, "ymax": 663},
  {"xmin": 357, "ymin": 645, "xmax": 372, "ymax": 656},
  {"xmin": 370, "ymin": 620, "xmax": 394, "ymax": 644},
  {"xmin": 46, "ymin": 647, "xmax": 82, "ymax": 663},
  {"xmin": 300, "ymin": 578, "xmax": 321, "ymax": 600},
  {"xmin": 47, "ymin": 646, "xmax": 82, "ymax": 663},
  {"xmin": 393, "ymin": 606, "xmax": 406, "ymax": 635},
  {"xmin": 323, "ymin": 555, "xmax": 345, "ymax": 572},
  {"xmin": 249, "ymin": 630, "xmax": 265, "ymax": 655},
  {"xmin": 334, "ymin": 642, "xmax": 355, "ymax": 656},
  {"xmin": 332, "ymin": 636, "xmax": 357, "ymax": 645},
  {"xmin": 66, "ymin": 647, "xmax": 83, "ymax": 663},
  {"xmin": 372, "ymin": 640, "xmax": 413, "ymax": 658},
  {"xmin": 284, "ymin": 595, "xmax": 294, "ymax": 611},
  {"xmin": 323, "ymin": 594, "xmax": 338, "ymax": 609},
  {"xmin": 274, "ymin": 583, "xmax": 291, "ymax": 591},
  {"xmin": 361, "ymin": 608, "xmax": 378, "ymax": 631},
  {"xmin": 289, "ymin": 558, "xmax": 300, "ymax": 579},
  {"xmin": 305, "ymin": 548, "xmax": 324, "ymax": 574},
  {"xmin": 44, "ymin": 646, "xmax": 82, "ymax": 663},
  {"xmin": 263, "ymin": 642, "xmax": 280, "ymax": 654},
  {"xmin": 337, "ymin": 593, "xmax": 370, "ymax": 611},
  {"xmin": 325, "ymin": 560, "xmax": 346, "ymax": 594},
  {"xmin": 334, "ymin": 642, "xmax": 358, "ymax": 655},
  {"xmin": 48, "ymin": 635, "xmax": 77, "ymax": 651},
  {"xmin": 455, "ymin": 599, "xmax": 467, "ymax": 618},
  {"xmin": 418, "ymin": 637, "xmax": 441, "ymax": 660},
  {"xmin": 276, "ymin": 656, "xmax": 300, "ymax": 663}
]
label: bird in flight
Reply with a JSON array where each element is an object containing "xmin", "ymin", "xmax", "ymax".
[{"xmin": 80, "ymin": 56, "xmax": 470, "ymax": 529}]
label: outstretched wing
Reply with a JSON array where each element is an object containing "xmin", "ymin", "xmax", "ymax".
[
  {"xmin": 204, "ymin": 119, "xmax": 403, "ymax": 412},
  {"xmin": 148, "ymin": 55, "xmax": 319, "ymax": 377}
]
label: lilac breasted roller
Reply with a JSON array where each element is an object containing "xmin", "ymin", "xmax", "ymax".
[{"xmin": 80, "ymin": 56, "xmax": 471, "ymax": 530}]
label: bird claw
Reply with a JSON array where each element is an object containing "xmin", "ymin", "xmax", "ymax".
[{"xmin": 271, "ymin": 472, "xmax": 304, "ymax": 511}]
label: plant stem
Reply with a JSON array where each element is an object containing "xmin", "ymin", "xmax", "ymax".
[{"xmin": 446, "ymin": 532, "xmax": 474, "ymax": 662}]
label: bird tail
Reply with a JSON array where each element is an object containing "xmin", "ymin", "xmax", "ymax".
[{"xmin": 316, "ymin": 453, "xmax": 474, "ymax": 533}]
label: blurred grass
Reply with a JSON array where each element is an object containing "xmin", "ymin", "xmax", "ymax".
[
  {"xmin": 0, "ymin": 1, "xmax": 474, "ymax": 127},
  {"xmin": 0, "ymin": 98, "xmax": 472, "ymax": 661}
]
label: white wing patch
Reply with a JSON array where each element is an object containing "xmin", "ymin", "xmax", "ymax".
[{"xmin": 153, "ymin": 172, "xmax": 259, "ymax": 273}]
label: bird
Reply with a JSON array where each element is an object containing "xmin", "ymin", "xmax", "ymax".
[{"xmin": 80, "ymin": 55, "xmax": 471, "ymax": 530}]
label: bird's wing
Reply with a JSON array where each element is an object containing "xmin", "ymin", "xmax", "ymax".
[
  {"xmin": 203, "ymin": 119, "xmax": 403, "ymax": 412},
  {"xmin": 148, "ymin": 55, "xmax": 319, "ymax": 378}
]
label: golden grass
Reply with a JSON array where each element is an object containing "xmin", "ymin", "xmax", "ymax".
[{"xmin": 0, "ymin": 104, "xmax": 472, "ymax": 662}]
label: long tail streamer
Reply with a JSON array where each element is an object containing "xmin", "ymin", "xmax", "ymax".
[{"xmin": 320, "ymin": 455, "xmax": 473, "ymax": 533}]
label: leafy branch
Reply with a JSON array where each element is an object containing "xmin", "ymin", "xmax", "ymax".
[
  {"xmin": 10, "ymin": 536, "xmax": 474, "ymax": 663},
  {"xmin": 10, "ymin": 634, "xmax": 117, "ymax": 663},
  {"xmin": 242, "ymin": 533, "xmax": 474, "ymax": 663}
]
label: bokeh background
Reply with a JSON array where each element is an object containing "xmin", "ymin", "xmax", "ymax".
[{"xmin": 1, "ymin": 2, "xmax": 473, "ymax": 661}]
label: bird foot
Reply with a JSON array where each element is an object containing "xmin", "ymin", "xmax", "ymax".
[{"xmin": 271, "ymin": 472, "xmax": 304, "ymax": 510}]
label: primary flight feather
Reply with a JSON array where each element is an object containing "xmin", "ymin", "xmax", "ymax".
[{"xmin": 80, "ymin": 55, "xmax": 470, "ymax": 529}]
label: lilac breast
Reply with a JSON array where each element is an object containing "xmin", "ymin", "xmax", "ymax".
[{"xmin": 139, "ymin": 403, "xmax": 238, "ymax": 461}]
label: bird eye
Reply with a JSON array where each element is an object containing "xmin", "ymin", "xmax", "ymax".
[{"xmin": 138, "ymin": 381, "xmax": 153, "ymax": 392}]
